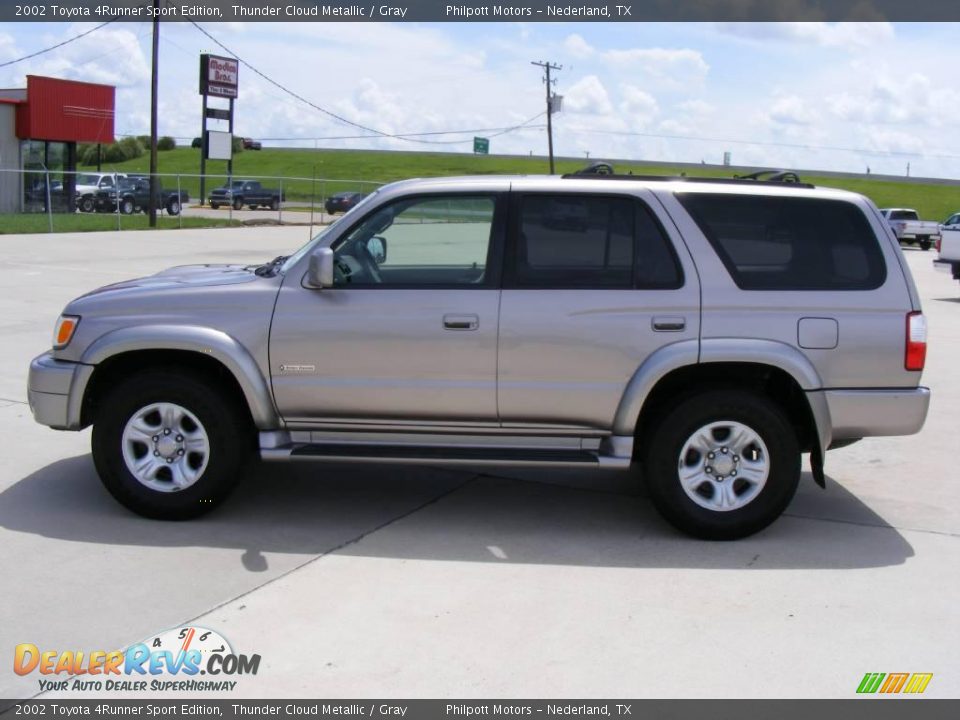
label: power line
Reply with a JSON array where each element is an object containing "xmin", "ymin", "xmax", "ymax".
[
  {"xmin": 189, "ymin": 20, "xmax": 534, "ymax": 147},
  {"xmin": 0, "ymin": 21, "xmax": 119, "ymax": 69}
]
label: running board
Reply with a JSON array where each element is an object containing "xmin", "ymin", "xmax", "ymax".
[{"xmin": 261, "ymin": 442, "xmax": 631, "ymax": 469}]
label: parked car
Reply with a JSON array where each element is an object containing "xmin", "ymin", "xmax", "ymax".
[
  {"xmin": 935, "ymin": 229, "xmax": 960, "ymax": 290},
  {"xmin": 24, "ymin": 178, "xmax": 65, "ymax": 211},
  {"xmin": 879, "ymin": 208, "xmax": 940, "ymax": 251},
  {"xmin": 208, "ymin": 180, "xmax": 283, "ymax": 210},
  {"xmin": 241, "ymin": 138, "xmax": 262, "ymax": 151},
  {"xmin": 940, "ymin": 211, "xmax": 960, "ymax": 231},
  {"xmin": 324, "ymin": 191, "xmax": 365, "ymax": 215},
  {"xmin": 95, "ymin": 177, "xmax": 189, "ymax": 216},
  {"xmin": 75, "ymin": 173, "xmax": 127, "ymax": 213},
  {"xmin": 28, "ymin": 171, "xmax": 930, "ymax": 540}
]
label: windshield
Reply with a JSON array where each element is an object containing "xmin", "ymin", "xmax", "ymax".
[
  {"xmin": 279, "ymin": 189, "xmax": 381, "ymax": 274},
  {"xmin": 76, "ymin": 174, "xmax": 99, "ymax": 185}
]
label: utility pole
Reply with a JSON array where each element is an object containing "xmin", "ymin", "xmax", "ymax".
[
  {"xmin": 531, "ymin": 60, "xmax": 561, "ymax": 174},
  {"xmin": 148, "ymin": 0, "xmax": 160, "ymax": 227}
]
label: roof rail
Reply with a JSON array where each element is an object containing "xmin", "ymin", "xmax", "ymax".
[{"xmin": 561, "ymin": 164, "xmax": 814, "ymax": 189}]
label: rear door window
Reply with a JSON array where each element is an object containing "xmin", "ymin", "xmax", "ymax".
[
  {"xmin": 508, "ymin": 194, "xmax": 683, "ymax": 289},
  {"xmin": 677, "ymin": 193, "xmax": 886, "ymax": 290}
]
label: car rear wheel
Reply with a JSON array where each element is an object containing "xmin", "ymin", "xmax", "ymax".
[
  {"xmin": 120, "ymin": 198, "xmax": 135, "ymax": 215},
  {"xmin": 270, "ymin": 197, "xmax": 280, "ymax": 211},
  {"xmin": 167, "ymin": 198, "xmax": 181, "ymax": 216},
  {"xmin": 919, "ymin": 238, "xmax": 932, "ymax": 251},
  {"xmin": 209, "ymin": 202, "xmax": 219, "ymax": 210},
  {"xmin": 233, "ymin": 197, "xmax": 243, "ymax": 211},
  {"xmin": 91, "ymin": 370, "xmax": 254, "ymax": 520},
  {"xmin": 642, "ymin": 389, "xmax": 801, "ymax": 540},
  {"xmin": 248, "ymin": 204, "xmax": 257, "ymax": 210}
]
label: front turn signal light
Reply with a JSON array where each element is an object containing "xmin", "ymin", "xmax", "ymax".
[{"xmin": 53, "ymin": 315, "xmax": 80, "ymax": 349}]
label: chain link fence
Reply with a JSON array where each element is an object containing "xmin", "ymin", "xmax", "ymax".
[{"xmin": 0, "ymin": 168, "xmax": 383, "ymax": 234}]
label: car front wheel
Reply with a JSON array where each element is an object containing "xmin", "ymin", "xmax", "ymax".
[
  {"xmin": 642, "ymin": 390, "xmax": 801, "ymax": 540},
  {"xmin": 92, "ymin": 370, "xmax": 253, "ymax": 520}
]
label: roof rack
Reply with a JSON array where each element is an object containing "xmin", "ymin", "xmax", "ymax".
[{"xmin": 561, "ymin": 164, "xmax": 814, "ymax": 189}]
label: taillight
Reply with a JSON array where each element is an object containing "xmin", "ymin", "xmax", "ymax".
[
  {"xmin": 905, "ymin": 312, "xmax": 927, "ymax": 371},
  {"xmin": 936, "ymin": 237, "xmax": 942, "ymax": 253}
]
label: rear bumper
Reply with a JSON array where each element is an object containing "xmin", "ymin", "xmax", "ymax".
[
  {"xmin": 824, "ymin": 387, "xmax": 930, "ymax": 441},
  {"xmin": 27, "ymin": 352, "xmax": 92, "ymax": 430}
]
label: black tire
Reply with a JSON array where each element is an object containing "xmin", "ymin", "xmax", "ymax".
[
  {"xmin": 79, "ymin": 196, "xmax": 95, "ymax": 213},
  {"xmin": 91, "ymin": 370, "xmax": 254, "ymax": 520},
  {"xmin": 166, "ymin": 198, "xmax": 181, "ymax": 216},
  {"xmin": 119, "ymin": 198, "xmax": 135, "ymax": 215},
  {"xmin": 209, "ymin": 202, "xmax": 219, "ymax": 210},
  {"xmin": 642, "ymin": 390, "xmax": 801, "ymax": 540},
  {"xmin": 270, "ymin": 197, "xmax": 280, "ymax": 211},
  {"xmin": 248, "ymin": 204, "xmax": 257, "ymax": 210},
  {"xmin": 233, "ymin": 197, "xmax": 244, "ymax": 211},
  {"xmin": 919, "ymin": 239, "xmax": 931, "ymax": 251}
]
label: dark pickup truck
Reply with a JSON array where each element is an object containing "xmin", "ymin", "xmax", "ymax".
[
  {"xmin": 208, "ymin": 180, "xmax": 284, "ymax": 210},
  {"xmin": 95, "ymin": 178, "xmax": 189, "ymax": 216}
]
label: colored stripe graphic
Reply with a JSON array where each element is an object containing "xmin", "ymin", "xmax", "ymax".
[
  {"xmin": 903, "ymin": 673, "xmax": 933, "ymax": 694},
  {"xmin": 880, "ymin": 673, "xmax": 909, "ymax": 693},
  {"xmin": 857, "ymin": 673, "xmax": 886, "ymax": 693}
]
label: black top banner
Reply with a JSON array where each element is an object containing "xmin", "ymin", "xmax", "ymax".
[{"xmin": 4, "ymin": 0, "xmax": 960, "ymax": 22}]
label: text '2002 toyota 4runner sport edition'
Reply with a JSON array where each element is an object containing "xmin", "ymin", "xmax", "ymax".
[{"xmin": 28, "ymin": 170, "xmax": 930, "ymax": 539}]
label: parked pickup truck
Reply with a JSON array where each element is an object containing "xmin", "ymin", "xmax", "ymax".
[
  {"xmin": 879, "ymin": 208, "xmax": 940, "ymax": 251},
  {"xmin": 95, "ymin": 177, "xmax": 189, "ymax": 216},
  {"xmin": 75, "ymin": 173, "xmax": 128, "ymax": 213},
  {"xmin": 935, "ymin": 229, "xmax": 960, "ymax": 289},
  {"xmin": 208, "ymin": 180, "xmax": 283, "ymax": 210}
]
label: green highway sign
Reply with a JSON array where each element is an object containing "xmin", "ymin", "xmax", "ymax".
[{"xmin": 473, "ymin": 137, "xmax": 489, "ymax": 155}]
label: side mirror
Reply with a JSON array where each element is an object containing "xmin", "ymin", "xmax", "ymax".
[{"xmin": 307, "ymin": 248, "xmax": 335, "ymax": 288}]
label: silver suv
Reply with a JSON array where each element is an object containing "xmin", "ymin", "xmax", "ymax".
[{"xmin": 27, "ymin": 173, "xmax": 931, "ymax": 539}]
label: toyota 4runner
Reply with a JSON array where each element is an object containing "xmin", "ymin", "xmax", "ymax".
[{"xmin": 27, "ymin": 172, "xmax": 930, "ymax": 539}]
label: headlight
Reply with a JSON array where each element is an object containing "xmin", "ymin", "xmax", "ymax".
[{"xmin": 53, "ymin": 315, "xmax": 80, "ymax": 349}]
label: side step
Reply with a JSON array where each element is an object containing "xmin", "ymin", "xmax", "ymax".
[{"xmin": 262, "ymin": 442, "xmax": 631, "ymax": 469}]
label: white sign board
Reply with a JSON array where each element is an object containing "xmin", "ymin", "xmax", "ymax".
[{"xmin": 207, "ymin": 131, "xmax": 232, "ymax": 161}]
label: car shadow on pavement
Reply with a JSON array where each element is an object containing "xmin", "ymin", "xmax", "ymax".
[{"xmin": 0, "ymin": 454, "xmax": 914, "ymax": 571}]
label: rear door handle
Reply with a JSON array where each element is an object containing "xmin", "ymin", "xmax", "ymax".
[
  {"xmin": 443, "ymin": 314, "xmax": 479, "ymax": 331},
  {"xmin": 652, "ymin": 316, "xmax": 686, "ymax": 332}
]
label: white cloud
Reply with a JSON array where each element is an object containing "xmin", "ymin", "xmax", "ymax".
[
  {"xmin": 714, "ymin": 22, "xmax": 895, "ymax": 49},
  {"xmin": 619, "ymin": 84, "xmax": 659, "ymax": 126},
  {"xmin": 564, "ymin": 34, "xmax": 594, "ymax": 59},
  {"xmin": 563, "ymin": 75, "xmax": 613, "ymax": 115},
  {"xmin": 601, "ymin": 48, "xmax": 709, "ymax": 91},
  {"xmin": 768, "ymin": 94, "xmax": 817, "ymax": 125}
]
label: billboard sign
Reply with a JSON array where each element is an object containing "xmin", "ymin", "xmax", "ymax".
[{"xmin": 199, "ymin": 54, "xmax": 239, "ymax": 99}]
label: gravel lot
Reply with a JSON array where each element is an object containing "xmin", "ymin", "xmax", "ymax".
[{"xmin": 0, "ymin": 228, "xmax": 957, "ymax": 700}]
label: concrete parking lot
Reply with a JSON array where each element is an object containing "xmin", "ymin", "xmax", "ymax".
[{"xmin": 0, "ymin": 228, "xmax": 957, "ymax": 700}]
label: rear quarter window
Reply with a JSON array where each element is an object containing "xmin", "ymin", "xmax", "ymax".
[{"xmin": 677, "ymin": 193, "xmax": 887, "ymax": 291}]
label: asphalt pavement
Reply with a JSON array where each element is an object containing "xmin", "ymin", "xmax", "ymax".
[{"xmin": 0, "ymin": 228, "xmax": 957, "ymax": 700}]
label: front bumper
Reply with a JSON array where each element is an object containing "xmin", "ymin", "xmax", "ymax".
[
  {"xmin": 27, "ymin": 352, "xmax": 93, "ymax": 430},
  {"xmin": 823, "ymin": 387, "xmax": 930, "ymax": 441}
]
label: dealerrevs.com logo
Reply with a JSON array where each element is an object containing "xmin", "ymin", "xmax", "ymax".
[
  {"xmin": 14, "ymin": 626, "xmax": 260, "ymax": 693},
  {"xmin": 857, "ymin": 672, "xmax": 933, "ymax": 695}
]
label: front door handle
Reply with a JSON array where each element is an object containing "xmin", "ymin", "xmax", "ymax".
[
  {"xmin": 443, "ymin": 314, "xmax": 479, "ymax": 331},
  {"xmin": 652, "ymin": 316, "xmax": 686, "ymax": 332}
]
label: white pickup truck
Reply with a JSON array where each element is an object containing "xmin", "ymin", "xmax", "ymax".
[
  {"xmin": 936, "ymin": 229, "xmax": 960, "ymax": 289},
  {"xmin": 879, "ymin": 208, "xmax": 940, "ymax": 251}
]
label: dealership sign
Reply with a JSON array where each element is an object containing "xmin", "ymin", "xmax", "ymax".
[{"xmin": 199, "ymin": 54, "xmax": 239, "ymax": 99}]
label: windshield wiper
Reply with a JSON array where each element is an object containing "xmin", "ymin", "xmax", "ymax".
[{"xmin": 253, "ymin": 255, "xmax": 288, "ymax": 277}]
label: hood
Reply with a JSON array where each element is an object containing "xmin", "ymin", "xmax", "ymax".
[{"xmin": 77, "ymin": 264, "xmax": 257, "ymax": 298}]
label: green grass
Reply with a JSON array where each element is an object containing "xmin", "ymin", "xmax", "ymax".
[
  {"xmin": 84, "ymin": 147, "xmax": 960, "ymax": 221},
  {"xmin": 0, "ymin": 213, "xmax": 242, "ymax": 235}
]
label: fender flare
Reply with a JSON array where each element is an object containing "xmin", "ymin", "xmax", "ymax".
[
  {"xmin": 612, "ymin": 338, "xmax": 832, "ymax": 454},
  {"xmin": 76, "ymin": 325, "xmax": 279, "ymax": 429}
]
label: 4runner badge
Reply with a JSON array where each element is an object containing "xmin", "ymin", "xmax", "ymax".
[{"xmin": 279, "ymin": 364, "xmax": 315, "ymax": 373}]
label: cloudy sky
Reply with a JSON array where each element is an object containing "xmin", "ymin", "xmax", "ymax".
[{"xmin": 1, "ymin": 20, "xmax": 958, "ymax": 177}]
